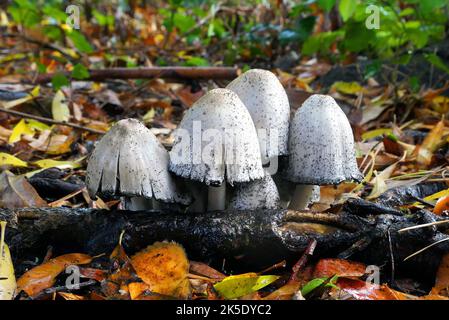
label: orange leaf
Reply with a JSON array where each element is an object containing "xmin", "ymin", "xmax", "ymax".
[
  {"xmin": 434, "ymin": 195, "xmax": 449, "ymax": 216},
  {"xmin": 336, "ymin": 278, "xmax": 415, "ymax": 300},
  {"xmin": 313, "ymin": 259, "xmax": 367, "ymax": 278},
  {"xmin": 416, "ymin": 120, "xmax": 446, "ymax": 166},
  {"xmin": 17, "ymin": 253, "xmax": 92, "ymax": 297},
  {"xmin": 431, "ymin": 253, "xmax": 449, "ymax": 296},
  {"xmin": 131, "ymin": 242, "xmax": 190, "ymax": 299}
]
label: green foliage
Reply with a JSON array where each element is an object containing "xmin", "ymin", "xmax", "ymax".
[
  {"xmin": 51, "ymin": 73, "xmax": 69, "ymax": 91},
  {"xmin": 71, "ymin": 64, "xmax": 90, "ymax": 80}
]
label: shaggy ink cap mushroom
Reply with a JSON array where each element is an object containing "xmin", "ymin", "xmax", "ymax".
[
  {"xmin": 168, "ymin": 88, "xmax": 265, "ymax": 186},
  {"xmin": 286, "ymin": 94, "xmax": 363, "ymax": 185},
  {"xmin": 229, "ymin": 173, "xmax": 281, "ymax": 210},
  {"xmin": 227, "ymin": 69, "xmax": 290, "ymax": 160},
  {"xmin": 86, "ymin": 118, "xmax": 190, "ymax": 205}
]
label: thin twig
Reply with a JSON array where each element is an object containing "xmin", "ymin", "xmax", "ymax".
[
  {"xmin": 398, "ymin": 219, "xmax": 449, "ymax": 233},
  {"xmin": 403, "ymin": 237, "xmax": 449, "ymax": 262},
  {"xmin": 0, "ymin": 107, "xmax": 106, "ymax": 135}
]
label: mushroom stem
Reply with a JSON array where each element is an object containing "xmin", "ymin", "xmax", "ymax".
[
  {"xmin": 208, "ymin": 184, "xmax": 226, "ymax": 211},
  {"xmin": 288, "ymin": 185, "xmax": 320, "ymax": 210},
  {"xmin": 123, "ymin": 197, "xmax": 154, "ymax": 210},
  {"xmin": 187, "ymin": 183, "xmax": 207, "ymax": 213}
]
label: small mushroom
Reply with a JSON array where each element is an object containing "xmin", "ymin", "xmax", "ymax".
[
  {"xmin": 86, "ymin": 118, "xmax": 190, "ymax": 210},
  {"xmin": 169, "ymin": 88, "xmax": 264, "ymax": 211},
  {"xmin": 286, "ymin": 94, "xmax": 363, "ymax": 210},
  {"xmin": 227, "ymin": 69, "xmax": 290, "ymax": 167},
  {"xmin": 228, "ymin": 173, "xmax": 281, "ymax": 210}
]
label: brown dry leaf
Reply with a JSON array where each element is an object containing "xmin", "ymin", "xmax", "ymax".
[
  {"xmin": 17, "ymin": 253, "xmax": 92, "ymax": 297},
  {"xmin": 189, "ymin": 261, "xmax": 226, "ymax": 280},
  {"xmin": 131, "ymin": 241, "xmax": 191, "ymax": 299},
  {"xmin": 58, "ymin": 292, "xmax": 85, "ymax": 300},
  {"xmin": 313, "ymin": 259, "xmax": 366, "ymax": 278},
  {"xmin": 431, "ymin": 253, "xmax": 449, "ymax": 296},
  {"xmin": 0, "ymin": 171, "xmax": 46, "ymax": 208},
  {"xmin": 416, "ymin": 120, "xmax": 446, "ymax": 166}
]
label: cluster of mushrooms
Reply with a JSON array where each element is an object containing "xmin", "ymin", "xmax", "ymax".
[{"xmin": 86, "ymin": 69, "xmax": 363, "ymax": 212}]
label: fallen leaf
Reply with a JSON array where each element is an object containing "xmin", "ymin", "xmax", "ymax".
[
  {"xmin": 335, "ymin": 278, "xmax": 415, "ymax": 300},
  {"xmin": 0, "ymin": 152, "xmax": 27, "ymax": 167},
  {"xmin": 0, "ymin": 171, "xmax": 46, "ymax": 208},
  {"xmin": 0, "ymin": 221, "xmax": 16, "ymax": 300},
  {"xmin": 33, "ymin": 158, "xmax": 84, "ymax": 170},
  {"xmin": 331, "ymin": 81, "xmax": 365, "ymax": 95},
  {"xmin": 416, "ymin": 120, "xmax": 446, "ymax": 166},
  {"xmin": 131, "ymin": 242, "xmax": 191, "ymax": 299},
  {"xmin": 434, "ymin": 195, "xmax": 449, "ymax": 215},
  {"xmin": 9, "ymin": 119, "xmax": 34, "ymax": 144},
  {"xmin": 58, "ymin": 292, "xmax": 85, "ymax": 300},
  {"xmin": 313, "ymin": 259, "xmax": 366, "ymax": 278},
  {"xmin": 17, "ymin": 253, "xmax": 92, "ymax": 297},
  {"xmin": 431, "ymin": 253, "xmax": 449, "ymax": 296},
  {"xmin": 1, "ymin": 86, "xmax": 40, "ymax": 109},
  {"xmin": 52, "ymin": 90, "xmax": 70, "ymax": 122},
  {"xmin": 213, "ymin": 273, "xmax": 280, "ymax": 300}
]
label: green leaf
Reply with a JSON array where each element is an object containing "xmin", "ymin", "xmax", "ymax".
[
  {"xmin": 67, "ymin": 30, "xmax": 94, "ymax": 54},
  {"xmin": 183, "ymin": 57, "xmax": 209, "ymax": 66},
  {"xmin": 317, "ymin": 0, "xmax": 336, "ymax": 12},
  {"xmin": 425, "ymin": 53, "xmax": 449, "ymax": 74},
  {"xmin": 51, "ymin": 73, "xmax": 69, "ymax": 91},
  {"xmin": 338, "ymin": 0, "xmax": 357, "ymax": 22},
  {"xmin": 71, "ymin": 63, "xmax": 90, "ymax": 80},
  {"xmin": 173, "ymin": 12, "xmax": 196, "ymax": 33},
  {"xmin": 214, "ymin": 273, "xmax": 280, "ymax": 299},
  {"xmin": 51, "ymin": 90, "xmax": 70, "ymax": 122},
  {"xmin": 301, "ymin": 275, "xmax": 339, "ymax": 296}
]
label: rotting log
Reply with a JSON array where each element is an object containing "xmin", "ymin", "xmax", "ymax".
[
  {"xmin": 1, "ymin": 203, "xmax": 449, "ymax": 285},
  {"xmin": 33, "ymin": 67, "xmax": 239, "ymax": 84}
]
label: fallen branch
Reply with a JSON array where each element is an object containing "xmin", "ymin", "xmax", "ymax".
[
  {"xmin": 33, "ymin": 67, "xmax": 239, "ymax": 84},
  {"xmin": 0, "ymin": 107, "xmax": 106, "ymax": 135}
]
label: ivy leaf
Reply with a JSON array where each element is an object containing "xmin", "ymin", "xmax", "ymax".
[
  {"xmin": 71, "ymin": 63, "xmax": 90, "ymax": 80},
  {"xmin": 339, "ymin": 0, "xmax": 357, "ymax": 22}
]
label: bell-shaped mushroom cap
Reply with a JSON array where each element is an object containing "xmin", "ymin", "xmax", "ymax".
[
  {"xmin": 228, "ymin": 173, "xmax": 280, "ymax": 210},
  {"xmin": 286, "ymin": 94, "xmax": 363, "ymax": 185},
  {"xmin": 226, "ymin": 69, "xmax": 290, "ymax": 159},
  {"xmin": 86, "ymin": 118, "xmax": 190, "ymax": 205},
  {"xmin": 169, "ymin": 88, "xmax": 264, "ymax": 186}
]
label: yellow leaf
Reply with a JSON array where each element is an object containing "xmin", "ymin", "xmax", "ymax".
[
  {"xmin": 417, "ymin": 120, "xmax": 446, "ymax": 165},
  {"xmin": 52, "ymin": 90, "xmax": 70, "ymax": 122},
  {"xmin": 142, "ymin": 108, "xmax": 155, "ymax": 123},
  {"xmin": 1, "ymin": 86, "xmax": 40, "ymax": 109},
  {"xmin": 0, "ymin": 153, "xmax": 27, "ymax": 167},
  {"xmin": 33, "ymin": 158, "xmax": 84, "ymax": 170},
  {"xmin": 213, "ymin": 273, "xmax": 280, "ymax": 299},
  {"xmin": 361, "ymin": 128, "xmax": 392, "ymax": 141},
  {"xmin": 26, "ymin": 119, "xmax": 51, "ymax": 131},
  {"xmin": 367, "ymin": 153, "xmax": 406, "ymax": 199},
  {"xmin": 0, "ymin": 221, "xmax": 16, "ymax": 300},
  {"xmin": 331, "ymin": 81, "xmax": 364, "ymax": 95},
  {"xmin": 8, "ymin": 119, "xmax": 34, "ymax": 144}
]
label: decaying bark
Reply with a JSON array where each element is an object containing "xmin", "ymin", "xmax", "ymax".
[{"xmin": 1, "ymin": 201, "xmax": 449, "ymax": 283}]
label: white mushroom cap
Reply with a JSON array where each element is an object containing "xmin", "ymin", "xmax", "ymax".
[
  {"xmin": 226, "ymin": 69, "xmax": 290, "ymax": 159},
  {"xmin": 86, "ymin": 118, "xmax": 190, "ymax": 205},
  {"xmin": 169, "ymin": 88, "xmax": 264, "ymax": 186},
  {"xmin": 228, "ymin": 173, "xmax": 280, "ymax": 210},
  {"xmin": 286, "ymin": 94, "xmax": 363, "ymax": 185}
]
